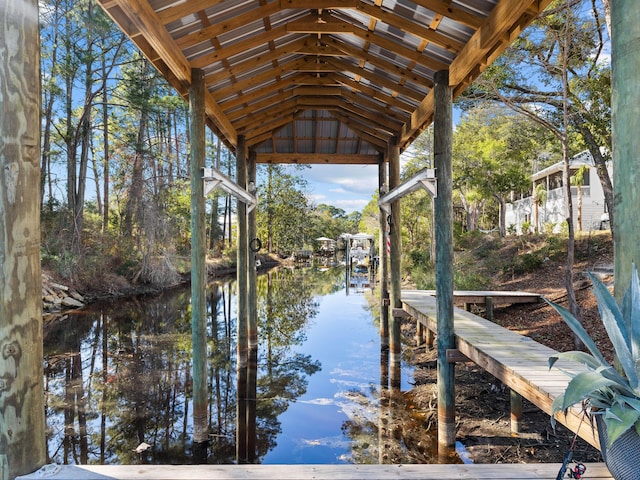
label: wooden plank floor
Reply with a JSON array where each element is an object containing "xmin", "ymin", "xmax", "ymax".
[
  {"xmin": 401, "ymin": 290, "xmax": 598, "ymax": 449},
  {"xmin": 17, "ymin": 463, "xmax": 614, "ymax": 479},
  {"xmin": 414, "ymin": 289, "xmax": 542, "ymax": 305}
]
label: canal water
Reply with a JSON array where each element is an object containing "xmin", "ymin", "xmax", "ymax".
[{"xmin": 43, "ymin": 266, "xmax": 422, "ymax": 465}]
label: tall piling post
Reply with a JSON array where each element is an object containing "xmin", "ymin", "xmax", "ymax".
[
  {"xmin": 388, "ymin": 139, "xmax": 402, "ymax": 391},
  {"xmin": 189, "ymin": 68, "xmax": 208, "ymax": 449},
  {"xmin": 235, "ymin": 135, "xmax": 249, "ymax": 463},
  {"xmin": 434, "ymin": 69, "xmax": 456, "ymax": 452},
  {"xmin": 612, "ymin": 0, "xmax": 640, "ymax": 296},
  {"xmin": 378, "ymin": 153, "xmax": 390, "ymax": 463},
  {"xmin": 0, "ymin": 0, "xmax": 47, "ymax": 476},
  {"xmin": 246, "ymin": 151, "xmax": 258, "ymax": 463}
]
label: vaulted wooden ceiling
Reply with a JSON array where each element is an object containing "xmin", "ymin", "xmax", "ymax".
[{"xmin": 97, "ymin": 0, "xmax": 552, "ymax": 164}]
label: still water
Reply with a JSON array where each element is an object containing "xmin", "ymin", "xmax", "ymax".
[{"xmin": 43, "ymin": 266, "xmax": 418, "ymax": 465}]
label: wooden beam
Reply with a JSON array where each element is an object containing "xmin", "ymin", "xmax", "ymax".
[
  {"xmin": 325, "ymin": 57, "xmax": 425, "ymax": 101},
  {"xmin": 282, "ymin": 0, "xmax": 358, "ymax": 8},
  {"xmin": 349, "ymin": 21, "xmax": 449, "ymax": 73},
  {"xmin": 409, "ymin": 0, "xmax": 484, "ymax": 29},
  {"xmin": 354, "ymin": 1, "xmax": 464, "ymax": 54},
  {"xmin": 174, "ymin": 2, "xmax": 281, "ymax": 50},
  {"xmin": 331, "ymin": 73, "xmax": 416, "ymax": 113},
  {"xmin": 236, "ymin": 101, "xmax": 298, "ymax": 132},
  {"xmin": 157, "ymin": 0, "xmax": 226, "ymax": 25},
  {"xmin": 219, "ymin": 74, "xmax": 305, "ymax": 112},
  {"xmin": 205, "ymin": 38, "xmax": 308, "ymax": 85},
  {"xmin": 255, "ymin": 153, "xmax": 379, "ymax": 164},
  {"xmin": 190, "ymin": 24, "xmax": 287, "ymax": 69},
  {"xmin": 99, "ymin": 0, "xmax": 237, "ymax": 146},
  {"xmin": 321, "ymin": 36, "xmax": 434, "ymax": 89},
  {"xmin": 212, "ymin": 58, "xmax": 306, "ymax": 101},
  {"xmin": 399, "ymin": 0, "xmax": 553, "ymax": 148},
  {"xmin": 244, "ymin": 113, "xmax": 298, "ymax": 143},
  {"xmin": 329, "ymin": 111, "xmax": 390, "ymax": 149},
  {"xmin": 227, "ymin": 91, "xmax": 295, "ymax": 122},
  {"xmin": 286, "ymin": 12, "xmax": 355, "ymax": 34}
]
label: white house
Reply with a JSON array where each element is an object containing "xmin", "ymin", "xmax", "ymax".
[{"xmin": 505, "ymin": 150, "xmax": 611, "ymax": 234}]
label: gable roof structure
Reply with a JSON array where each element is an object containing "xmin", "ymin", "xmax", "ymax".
[{"xmin": 97, "ymin": 0, "xmax": 553, "ymax": 164}]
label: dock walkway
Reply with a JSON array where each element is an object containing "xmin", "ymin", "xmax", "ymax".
[
  {"xmin": 17, "ymin": 463, "xmax": 614, "ymax": 479},
  {"xmin": 414, "ymin": 289, "xmax": 542, "ymax": 321},
  {"xmin": 401, "ymin": 290, "xmax": 598, "ymax": 449}
]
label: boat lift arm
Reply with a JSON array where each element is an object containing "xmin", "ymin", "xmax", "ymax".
[
  {"xmin": 378, "ymin": 167, "xmax": 437, "ymax": 215},
  {"xmin": 202, "ymin": 167, "xmax": 257, "ymax": 212}
]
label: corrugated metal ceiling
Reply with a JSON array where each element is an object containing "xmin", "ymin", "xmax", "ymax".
[{"xmin": 98, "ymin": 0, "xmax": 552, "ymax": 164}]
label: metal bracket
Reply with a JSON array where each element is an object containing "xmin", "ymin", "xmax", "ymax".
[
  {"xmin": 202, "ymin": 167, "xmax": 257, "ymax": 213},
  {"xmin": 379, "ymin": 168, "xmax": 437, "ymax": 215},
  {"xmin": 392, "ymin": 308, "xmax": 411, "ymax": 319},
  {"xmin": 446, "ymin": 349, "xmax": 471, "ymax": 364}
]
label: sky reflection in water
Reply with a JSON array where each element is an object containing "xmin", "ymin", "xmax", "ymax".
[{"xmin": 43, "ymin": 266, "xmax": 417, "ymax": 465}]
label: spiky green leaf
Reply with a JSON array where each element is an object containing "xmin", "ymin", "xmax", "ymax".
[
  {"xmin": 561, "ymin": 370, "xmax": 620, "ymax": 411},
  {"xmin": 620, "ymin": 266, "xmax": 640, "ymax": 379},
  {"xmin": 604, "ymin": 402, "xmax": 640, "ymax": 447},
  {"xmin": 588, "ymin": 272, "xmax": 638, "ymax": 388},
  {"xmin": 549, "ymin": 350, "xmax": 605, "ymax": 371},
  {"xmin": 544, "ymin": 298, "xmax": 607, "ymax": 364}
]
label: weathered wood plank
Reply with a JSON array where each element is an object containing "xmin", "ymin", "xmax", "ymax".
[
  {"xmin": 16, "ymin": 463, "xmax": 614, "ymax": 480},
  {"xmin": 417, "ymin": 290, "xmax": 542, "ymax": 305},
  {"xmin": 401, "ymin": 290, "xmax": 598, "ymax": 449}
]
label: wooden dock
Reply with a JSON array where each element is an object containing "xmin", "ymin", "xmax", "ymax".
[
  {"xmin": 415, "ymin": 289, "xmax": 542, "ymax": 305},
  {"xmin": 414, "ymin": 289, "xmax": 542, "ymax": 321},
  {"xmin": 17, "ymin": 463, "xmax": 614, "ymax": 479},
  {"xmin": 401, "ymin": 290, "xmax": 599, "ymax": 449}
]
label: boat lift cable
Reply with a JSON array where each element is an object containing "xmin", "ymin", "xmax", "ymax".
[
  {"xmin": 202, "ymin": 167, "xmax": 257, "ymax": 212},
  {"xmin": 378, "ymin": 167, "xmax": 437, "ymax": 214}
]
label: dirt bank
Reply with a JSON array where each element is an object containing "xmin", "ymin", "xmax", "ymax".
[{"xmin": 401, "ymin": 232, "xmax": 613, "ymax": 465}]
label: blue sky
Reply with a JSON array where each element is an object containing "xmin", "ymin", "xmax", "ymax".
[{"xmin": 300, "ymin": 164, "xmax": 380, "ymax": 214}]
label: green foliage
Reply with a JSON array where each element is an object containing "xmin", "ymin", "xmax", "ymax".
[
  {"xmin": 452, "ymin": 104, "xmax": 556, "ymax": 235},
  {"xmin": 257, "ymin": 166, "xmax": 311, "ymax": 256},
  {"xmin": 548, "ymin": 266, "xmax": 640, "ymax": 447}
]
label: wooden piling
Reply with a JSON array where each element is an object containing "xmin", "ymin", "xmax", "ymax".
[
  {"xmin": 235, "ymin": 135, "xmax": 248, "ymax": 462},
  {"xmin": 388, "ymin": 140, "xmax": 402, "ymax": 391},
  {"xmin": 246, "ymin": 151, "xmax": 258, "ymax": 463},
  {"xmin": 0, "ymin": 1, "xmax": 46, "ymax": 475},
  {"xmin": 510, "ymin": 390, "xmax": 523, "ymax": 434},
  {"xmin": 612, "ymin": 0, "xmax": 640, "ymax": 297},
  {"xmin": 189, "ymin": 68, "xmax": 208, "ymax": 446},
  {"xmin": 433, "ymin": 69, "xmax": 455, "ymax": 451},
  {"xmin": 378, "ymin": 154, "xmax": 389, "ymax": 361}
]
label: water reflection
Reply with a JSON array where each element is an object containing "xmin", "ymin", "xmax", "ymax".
[{"xmin": 43, "ymin": 266, "xmax": 437, "ymax": 465}]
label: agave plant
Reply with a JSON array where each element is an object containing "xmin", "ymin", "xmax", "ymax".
[{"xmin": 547, "ymin": 265, "xmax": 640, "ymax": 447}]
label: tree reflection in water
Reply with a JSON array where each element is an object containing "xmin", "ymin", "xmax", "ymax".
[
  {"xmin": 43, "ymin": 267, "xmax": 324, "ymax": 465},
  {"xmin": 43, "ymin": 266, "xmax": 431, "ymax": 465}
]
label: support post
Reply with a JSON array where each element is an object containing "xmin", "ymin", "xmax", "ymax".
[
  {"xmin": 510, "ymin": 389, "xmax": 523, "ymax": 434},
  {"xmin": 612, "ymin": 0, "xmax": 640, "ymax": 297},
  {"xmin": 246, "ymin": 150, "xmax": 258, "ymax": 463},
  {"xmin": 378, "ymin": 153, "xmax": 389, "ymax": 383},
  {"xmin": 235, "ymin": 135, "xmax": 248, "ymax": 463},
  {"xmin": 0, "ymin": 1, "xmax": 46, "ymax": 476},
  {"xmin": 485, "ymin": 297, "xmax": 494, "ymax": 322},
  {"xmin": 189, "ymin": 68, "xmax": 208, "ymax": 447},
  {"xmin": 388, "ymin": 139, "xmax": 402, "ymax": 391},
  {"xmin": 434, "ymin": 69, "xmax": 456, "ymax": 451}
]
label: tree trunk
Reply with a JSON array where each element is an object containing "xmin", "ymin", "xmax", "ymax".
[{"xmin": 573, "ymin": 116, "xmax": 614, "ymax": 232}]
